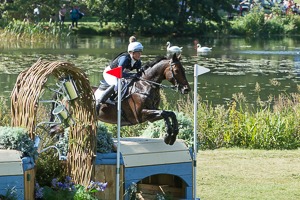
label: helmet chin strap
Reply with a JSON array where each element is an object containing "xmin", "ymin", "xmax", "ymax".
[
  {"xmin": 131, "ymin": 57, "xmax": 137, "ymax": 66},
  {"xmin": 130, "ymin": 53, "xmax": 139, "ymax": 61}
]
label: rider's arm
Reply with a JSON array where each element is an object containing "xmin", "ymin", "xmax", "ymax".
[
  {"xmin": 133, "ymin": 60, "xmax": 144, "ymax": 76},
  {"xmin": 117, "ymin": 56, "xmax": 131, "ymax": 77}
]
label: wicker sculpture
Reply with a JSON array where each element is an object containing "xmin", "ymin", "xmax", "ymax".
[{"xmin": 10, "ymin": 58, "xmax": 97, "ymax": 186}]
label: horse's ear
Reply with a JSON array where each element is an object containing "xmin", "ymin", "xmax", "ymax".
[
  {"xmin": 172, "ymin": 53, "xmax": 178, "ymax": 61},
  {"xmin": 177, "ymin": 54, "xmax": 182, "ymax": 60},
  {"xmin": 172, "ymin": 53, "xmax": 181, "ymax": 61}
]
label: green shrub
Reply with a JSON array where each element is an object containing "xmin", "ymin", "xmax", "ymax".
[
  {"xmin": 141, "ymin": 111, "xmax": 194, "ymax": 146},
  {"xmin": 263, "ymin": 16, "xmax": 285, "ymax": 35},
  {"xmin": 35, "ymin": 129, "xmax": 68, "ymax": 187},
  {"xmin": 231, "ymin": 7, "xmax": 265, "ymax": 36},
  {"xmin": 96, "ymin": 122, "xmax": 114, "ymax": 153},
  {"xmin": 35, "ymin": 149, "xmax": 67, "ymax": 187},
  {"xmin": 0, "ymin": 126, "xmax": 37, "ymax": 158}
]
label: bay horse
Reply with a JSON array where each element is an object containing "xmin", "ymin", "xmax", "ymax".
[{"xmin": 94, "ymin": 53, "xmax": 191, "ymax": 145}]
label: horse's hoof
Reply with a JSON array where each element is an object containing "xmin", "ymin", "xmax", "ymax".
[
  {"xmin": 164, "ymin": 135, "xmax": 172, "ymax": 145},
  {"xmin": 169, "ymin": 135, "xmax": 177, "ymax": 145}
]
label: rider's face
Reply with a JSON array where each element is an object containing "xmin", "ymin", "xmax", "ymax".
[{"xmin": 132, "ymin": 51, "xmax": 142, "ymax": 60}]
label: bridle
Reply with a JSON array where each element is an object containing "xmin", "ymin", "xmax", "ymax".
[
  {"xmin": 138, "ymin": 59, "xmax": 183, "ymax": 92},
  {"xmin": 168, "ymin": 59, "xmax": 182, "ymax": 91}
]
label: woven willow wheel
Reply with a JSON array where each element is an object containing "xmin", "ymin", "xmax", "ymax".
[{"xmin": 10, "ymin": 58, "xmax": 97, "ymax": 186}]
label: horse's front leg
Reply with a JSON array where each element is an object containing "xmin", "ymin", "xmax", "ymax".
[
  {"xmin": 141, "ymin": 109, "xmax": 178, "ymax": 145},
  {"xmin": 167, "ymin": 111, "xmax": 179, "ymax": 145}
]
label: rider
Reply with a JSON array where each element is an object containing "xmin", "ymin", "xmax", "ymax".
[{"xmin": 99, "ymin": 41, "xmax": 144, "ymax": 104}]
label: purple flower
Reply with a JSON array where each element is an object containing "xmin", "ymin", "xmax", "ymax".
[
  {"xmin": 65, "ymin": 176, "xmax": 72, "ymax": 183},
  {"xmin": 86, "ymin": 180, "xmax": 107, "ymax": 192},
  {"xmin": 98, "ymin": 182, "xmax": 108, "ymax": 191},
  {"xmin": 51, "ymin": 178, "xmax": 58, "ymax": 187},
  {"xmin": 56, "ymin": 181, "xmax": 69, "ymax": 190},
  {"xmin": 94, "ymin": 181, "xmax": 108, "ymax": 192},
  {"xmin": 35, "ymin": 183, "xmax": 43, "ymax": 198}
]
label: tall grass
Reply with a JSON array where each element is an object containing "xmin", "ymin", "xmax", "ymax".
[
  {"xmin": 102, "ymin": 90, "xmax": 300, "ymax": 150},
  {"xmin": 0, "ymin": 97, "xmax": 10, "ymax": 126},
  {"xmin": 1, "ymin": 20, "xmax": 72, "ymax": 41},
  {"xmin": 177, "ymin": 92, "xmax": 300, "ymax": 150},
  {"xmin": 1, "ymin": 89, "xmax": 300, "ymax": 150}
]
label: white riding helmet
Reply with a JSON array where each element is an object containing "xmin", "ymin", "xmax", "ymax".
[{"xmin": 128, "ymin": 42, "xmax": 143, "ymax": 52}]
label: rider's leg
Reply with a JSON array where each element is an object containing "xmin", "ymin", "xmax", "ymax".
[
  {"xmin": 98, "ymin": 85, "xmax": 115, "ymax": 103},
  {"xmin": 102, "ymin": 66, "xmax": 120, "ymax": 103}
]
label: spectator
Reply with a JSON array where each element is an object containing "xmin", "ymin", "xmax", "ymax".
[
  {"xmin": 284, "ymin": 0, "xmax": 294, "ymax": 14},
  {"xmin": 33, "ymin": 5, "xmax": 40, "ymax": 24},
  {"xmin": 292, "ymin": 3, "xmax": 298, "ymax": 14},
  {"xmin": 49, "ymin": 13, "xmax": 55, "ymax": 25},
  {"xmin": 23, "ymin": 12, "xmax": 30, "ymax": 24},
  {"xmin": 70, "ymin": 5, "xmax": 80, "ymax": 28},
  {"xmin": 59, "ymin": 4, "xmax": 67, "ymax": 25}
]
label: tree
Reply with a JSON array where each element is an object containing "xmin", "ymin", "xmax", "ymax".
[
  {"xmin": 1, "ymin": 0, "xmax": 61, "ymax": 21},
  {"xmin": 84, "ymin": 0, "xmax": 235, "ymax": 35},
  {"xmin": 1, "ymin": 0, "xmax": 236, "ymax": 35}
]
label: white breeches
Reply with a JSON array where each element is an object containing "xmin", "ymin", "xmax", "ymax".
[{"xmin": 103, "ymin": 66, "xmax": 118, "ymax": 90}]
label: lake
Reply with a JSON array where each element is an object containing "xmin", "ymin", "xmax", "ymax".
[{"xmin": 1, "ymin": 35, "xmax": 300, "ymax": 107}]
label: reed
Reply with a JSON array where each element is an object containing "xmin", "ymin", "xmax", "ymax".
[
  {"xmin": 177, "ymin": 92, "xmax": 300, "ymax": 150},
  {"xmin": 0, "ymin": 97, "xmax": 10, "ymax": 126},
  {"xmin": 1, "ymin": 20, "xmax": 71, "ymax": 41}
]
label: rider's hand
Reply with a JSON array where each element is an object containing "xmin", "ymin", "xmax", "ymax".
[{"xmin": 137, "ymin": 68, "xmax": 144, "ymax": 76}]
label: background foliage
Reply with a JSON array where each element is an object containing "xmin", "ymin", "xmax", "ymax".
[
  {"xmin": 0, "ymin": 126, "xmax": 38, "ymax": 157},
  {"xmin": 0, "ymin": 0, "xmax": 235, "ymax": 35}
]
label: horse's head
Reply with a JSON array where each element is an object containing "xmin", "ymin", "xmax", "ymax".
[{"xmin": 165, "ymin": 53, "xmax": 191, "ymax": 94}]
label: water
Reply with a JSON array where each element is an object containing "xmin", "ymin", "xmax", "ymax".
[{"xmin": 1, "ymin": 35, "xmax": 300, "ymax": 107}]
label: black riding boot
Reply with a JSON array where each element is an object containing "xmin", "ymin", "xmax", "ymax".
[{"xmin": 98, "ymin": 85, "xmax": 115, "ymax": 104}]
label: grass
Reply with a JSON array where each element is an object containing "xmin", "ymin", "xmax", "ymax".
[{"xmin": 197, "ymin": 148, "xmax": 300, "ymax": 199}]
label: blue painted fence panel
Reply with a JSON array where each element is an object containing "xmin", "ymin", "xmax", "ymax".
[
  {"xmin": 95, "ymin": 153, "xmax": 124, "ymax": 165},
  {"xmin": 0, "ymin": 175, "xmax": 24, "ymax": 200},
  {"xmin": 124, "ymin": 162, "xmax": 193, "ymax": 199}
]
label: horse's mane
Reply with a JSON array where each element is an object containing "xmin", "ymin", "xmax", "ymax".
[{"xmin": 142, "ymin": 56, "xmax": 167, "ymax": 70}]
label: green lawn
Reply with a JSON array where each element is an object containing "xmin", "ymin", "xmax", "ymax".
[{"xmin": 197, "ymin": 148, "xmax": 300, "ymax": 199}]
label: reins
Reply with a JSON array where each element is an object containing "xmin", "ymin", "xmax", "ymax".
[{"xmin": 138, "ymin": 77, "xmax": 171, "ymax": 89}]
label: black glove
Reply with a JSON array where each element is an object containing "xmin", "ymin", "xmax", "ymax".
[
  {"xmin": 137, "ymin": 68, "xmax": 144, "ymax": 76},
  {"xmin": 124, "ymin": 73, "xmax": 139, "ymax": 79}
]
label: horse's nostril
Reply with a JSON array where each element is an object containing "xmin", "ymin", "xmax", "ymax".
[{"xmin": 182, "ymin": 88, "xmax": 190, "ymax": 94}]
